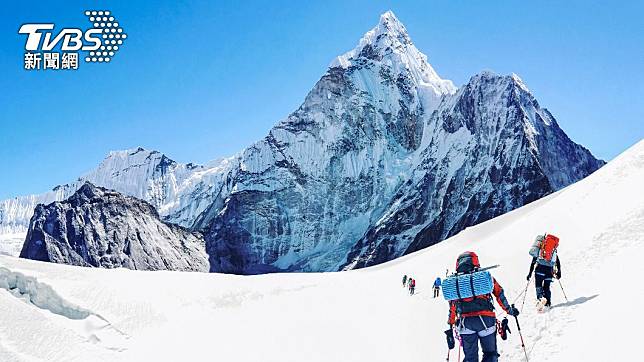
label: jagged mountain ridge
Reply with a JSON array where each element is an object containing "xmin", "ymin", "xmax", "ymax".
[
  {"xmin": 342, "ymin": 72, "xmax": 605, "ymax": 269},
  {"xmin": 20, "ymin": 182, "xmax": 209, "ymax": 271},
  {"xmin": 0, "ymin": 147, "xmax": 238, "ymax": 235},
  {"xmin": 9, "ymin": 11, "xmax": 604, "ymax": 274}
]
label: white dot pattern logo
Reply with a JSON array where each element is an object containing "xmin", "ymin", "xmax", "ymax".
[{"xmin": 84, "ymin": 10, "xmax": 127, "ymax": 63}]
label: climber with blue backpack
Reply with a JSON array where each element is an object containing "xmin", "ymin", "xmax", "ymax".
[
  {"xmin": 527, "ymin": 233, "xmax": 562, "ymax": 310},
  {"xmin": 433, "ymin": 277, "xmax": 442, "ymax": 298},
  {"xmin": 443, "ymin": 251, "xmax": 519, "ymax": 362}
]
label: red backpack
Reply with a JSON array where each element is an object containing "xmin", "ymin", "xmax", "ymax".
[
  {"xmin": 540, "ymin": 234, "xmax": 559, "ymax": 262},
  {"xmin": 530, "ymin": 233, "xmax": 559, "ymax": 266}
]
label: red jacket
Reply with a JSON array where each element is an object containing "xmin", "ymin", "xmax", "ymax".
[{"xmin": 447, "ymin": 277, "xmax": 511, "ymax": 325}]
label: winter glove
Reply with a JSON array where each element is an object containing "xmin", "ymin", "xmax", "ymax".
[
  {"xmin": 555, "ymin": 270, "xmax": 562, "ymax": 279},
  {"xmin": 526, "ymin": 273, "xmax": 531, "ymax": 281},
  {"xmin": 499, "ymin": 317, "xmax": 511, "ymax": 340},
  {"xmin": 509, "ymin": 306, "xmax": 520, "ymax": 317},
  {"xmin": 444, "ymin": 328, "xmax": 455, "ymax": 350}
]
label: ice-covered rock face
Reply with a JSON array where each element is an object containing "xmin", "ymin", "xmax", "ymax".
[
  {"xmin": 0, "ymin": 147, "xmax": 238, "ymax": 236},
  {"xmin": 203, "ymin": 11, "xmax": 458, "ymax": 274},
  {"xmin": 342, "ymin": 71, "xmax": 605, "ymax": 269},
  {"xmin": 20, "ymin": 182, "xmax": 209, "ymax": 272}
]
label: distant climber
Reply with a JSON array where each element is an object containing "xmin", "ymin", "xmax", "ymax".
[
  {"xmin": 433, "ymin": 277, "xmax": 442, "ymax": 298},
  {"xmin": 527, "ymin": 233, "xmax": 562, "ymax": 310},
  {"xmin": 409, "ymin": 278, "xmax": 416, "ymax": 295},
  {"xmin": 402, "ymin": 274, "xmax": 408, "ymax": 287},
  {"xmin": 444, "ymin": 251, "xmax": 519, "ymax": 362}
]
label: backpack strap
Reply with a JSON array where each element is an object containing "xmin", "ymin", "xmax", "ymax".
[
  {"xmin": 470, "ymin": 273, "xmax": 476, "ymax": 296},
  {"xmin": 479, "ymin": 315, "xmax": 488, "ymax": 329}
]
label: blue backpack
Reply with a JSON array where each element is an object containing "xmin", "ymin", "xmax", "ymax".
[{"xmin": 442, "ymin": 270, "xmax": 494, "ymax": 301}]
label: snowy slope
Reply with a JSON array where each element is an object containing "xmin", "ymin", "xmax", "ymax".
[
  {"xmin": 0, "ymin": 233, "xmax": 25, "ymax": 257},
  {"xmin": 0, "ymin": 139, "xmax": 641, "ymax": 362}
]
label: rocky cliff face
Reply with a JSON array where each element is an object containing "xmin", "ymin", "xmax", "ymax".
[{"xmin": 20, "ymin": 183, "xmax": 209, "ymax": 272}]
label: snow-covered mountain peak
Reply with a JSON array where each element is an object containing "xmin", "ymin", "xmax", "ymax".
[
  {"xmin": 329, "ymin": 11, "xmax": 456, "ymax": 100},
  {"xmin": 107, "ymin": 146, "xmax": 150, "ymax": 157},
  {"xmin": 465, "ymin": 70, "xmax": 517, "ymax": 89},
  {"xmin": 454, "ymin": 70, "xmax": 541, "ymax": 112},
  {"xmin": 510, "ymin": 72, "xmax": 530, "ymax": 92},
  {"xmin": 436, "ymin": 71, "xmax": 555, "ymax": 146},
  {"xmin": 101, "ymin": 147, "xmax": 174, "ymax": 169},
  {"xmin": 370, "ymin": 10, "xmax": 412, "ymax": 48},
  {"xmin": 330, "ymin": 11, "xmax": 410, "ymax": 68}
]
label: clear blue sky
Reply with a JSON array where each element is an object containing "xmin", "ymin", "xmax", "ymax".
[{"xmin": 1, "ymin": 1, "xmax": 642, "ymax": 199}]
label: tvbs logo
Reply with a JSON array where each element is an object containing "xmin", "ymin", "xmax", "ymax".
[
  {"xmin": 19, "ymin": 24, "xmax": 102, "ymax": 51},
  {"xmin": 19, "ymin": 10, "xmax": 127, "ymax": 71}
]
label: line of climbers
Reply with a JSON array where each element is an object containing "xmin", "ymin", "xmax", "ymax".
[
  {"xmin": 402, "ymin": 274, "xmax": 416, "ymax": 295},
  {"xmin": 444, "ymin": 233, "xmax": 562, "ymax": 361},
  {"xmin": 401, "ymin": 233, "xmax": 563, "ymax": 361}
]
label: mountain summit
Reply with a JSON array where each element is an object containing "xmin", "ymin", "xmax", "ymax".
[{"xmin": 331, "ymin": 10, "xmax": 456, "ymax": 111}]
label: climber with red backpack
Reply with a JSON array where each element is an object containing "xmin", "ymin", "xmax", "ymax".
[
  {"xmin": 443, "ymin": 251, "xmax": 519, "ymax": 362},
  {"xmin": 527, "ymin": 233, "xmax": 562, "ymax": 310}
]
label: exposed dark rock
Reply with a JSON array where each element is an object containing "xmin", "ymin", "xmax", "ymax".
[{"xmin": 20, "ymin": 182, "xmax": 209, "ymax": 272}]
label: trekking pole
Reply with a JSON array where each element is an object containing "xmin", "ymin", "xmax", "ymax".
[
  {"xmin": 520, "ymin": 276, "xmax": 531, "ymax": 313},
  {"xmin": 445, "ymin": 349, "xmax": 450, "ymax": 362},
  {"xmin": 451, "ymin": 327, "xmax": 461, "ymax": 362},
  {"xmin": 511, "ymin": 304, "xmax": 529, "ymax": 362},
  {"xmin": 557, "ymin": 279, "xmax": 569, "ymax": 303}
]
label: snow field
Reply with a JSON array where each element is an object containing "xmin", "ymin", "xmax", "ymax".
[{"xmin": 0, "ymin": 233, "xmax": 24, "ymax": 256}]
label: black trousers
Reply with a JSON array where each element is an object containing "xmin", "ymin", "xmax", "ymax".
[{"xmin": 535, "ymin": 270, "xmax": 553, "ymax": 305}]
